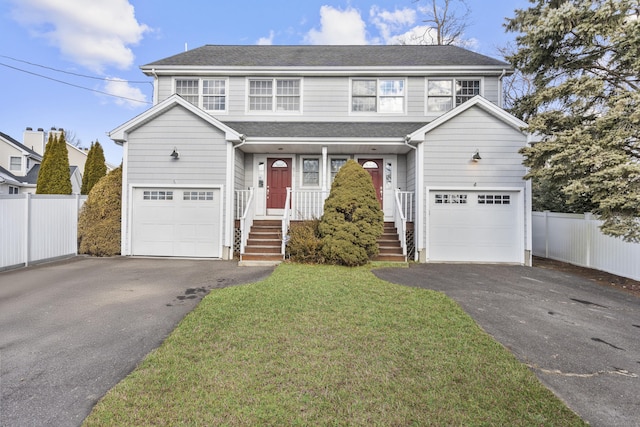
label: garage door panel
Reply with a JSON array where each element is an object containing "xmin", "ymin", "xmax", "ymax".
[
  {"xmin": 132, "ymin": 188, "xmax": 221, "ymax": 258},
  {"xmin": 429, "ymin": 190, "xmax": 521, "ymax": 263}
]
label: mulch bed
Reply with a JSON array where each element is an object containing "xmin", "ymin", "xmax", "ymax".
[{"xmin": 533, "ymin": 256, "xmax": 640, "ymax": 298}]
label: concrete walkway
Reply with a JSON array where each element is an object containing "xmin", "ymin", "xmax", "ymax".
[
  {"xmin": 374, "ymin": 263, "xmax": 640, "ymax": 427},
  {"xmin": 0, "ymin": 257, "xmax": 274, "ymax": 427}
]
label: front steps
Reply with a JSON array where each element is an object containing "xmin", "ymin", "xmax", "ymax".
[
  {"xmin": 240, "ymin": 220, "xmax": 405, "ymax": 264},
  {"xmin": 374, "ymin": 222, "xmax": 406, "ymax": 262},
  {"xmin": 240, "ymin": 220, "xmax": 284, "ymax": 264}
]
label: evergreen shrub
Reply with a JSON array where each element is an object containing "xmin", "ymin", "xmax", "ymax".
[
  {"xmin": 78, "ymin": 166, "xmax": 122, "ymax": 256},
  {"xmin": 318, "ymin": 160, "xmax": 383, "ymax": 266}
]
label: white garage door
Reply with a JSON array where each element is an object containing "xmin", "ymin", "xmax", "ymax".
[
  {"xmin": 429, "ymin": 190, "xmax": 521, "ymax": 263},
  {"xmin": 132, "ymin": 188, "xmax": 222, "ymax": 258}
]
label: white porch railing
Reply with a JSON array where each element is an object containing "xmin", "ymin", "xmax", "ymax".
[
  {"xmin": 289, "ymin": 189, "xmax": 329, "ymax": 220},
  {"xmin": 282, "ymin": 188, "xmax": 293, "ymax": 254},
  {"xmin": 394, "ymin": 189, "xmax": 408, "ymax": 257},
  {"xmin": 396, "ymin": 191, "xmax": 414, "ymax": 223},
  {"xmin": 235, "ymin": 189, "xmax": 252, "ymax": 219},
  {"xmin": 238, "ymin": 188, "xmax": 255, "ymax": 255}
]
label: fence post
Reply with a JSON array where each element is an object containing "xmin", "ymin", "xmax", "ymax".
[
  {"xmin": 24, "ymin": 193, "xmax": 31, "ymax": 267},
  {"xmin": 544, "ymin": 210, "xmax": 550, "ymax": 258},
  {"xmin": 584, "ymin": 212, "xmax": 593, "ymax": 268}
]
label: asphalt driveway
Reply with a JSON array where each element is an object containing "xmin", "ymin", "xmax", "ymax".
[
  {"xmin": 374, "ymin": 263, "xmax": 640, "ymax": 427},
  {"xmin": 0, "ymin": 257, "xmax": 274, "ymax": 427}
]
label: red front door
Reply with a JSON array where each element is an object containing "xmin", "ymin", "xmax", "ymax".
[
  {"xmin": 267, "ymin": 158, "xmax": 292, "ymax": 209},
  {"xmin": 359, "ymin": 159, "xmax": 383, "ymax": 206}
]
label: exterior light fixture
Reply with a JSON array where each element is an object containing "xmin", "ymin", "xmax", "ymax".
[
  {"xmin": 472, "ymin": 150, "xmax": 481, "ymax": 162},
  {"xmin": 170, "ymin": 148, "xmax": 179, "ymax": 159}
]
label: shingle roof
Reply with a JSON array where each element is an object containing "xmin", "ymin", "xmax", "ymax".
[
  {"xmin": 223, "ymin": 121, "xmax": 428, "ymax": 139},
  {"xmin": 144, "ymin": 45, "xmax": 509, "ymax": 68}
]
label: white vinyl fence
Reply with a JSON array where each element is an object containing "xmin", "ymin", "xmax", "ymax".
[
  {"xmin": 533, "ymin": 211, "xmax": 640, "ymax": 281},
  {"xmin": 1, "ymin": 194, "xmax": 87, "ymax": 271}
]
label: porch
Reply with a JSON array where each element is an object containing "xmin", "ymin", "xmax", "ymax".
[{"xmin": 234, "ymin": 188, "xmax": 415, "ymax": 263}]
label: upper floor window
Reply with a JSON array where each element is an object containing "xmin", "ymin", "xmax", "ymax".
[
  {"xmin": 352, "ymin": 79, "xmax": 405, "ymax": 113},
  {"xmin": 248, "ymin": 78, "xmax": 301, "ymax": 112},
  {"xmin": 176, "ymin": 78, "xmax": 227, "ymax": 112},
  {"xmin": 427, "ymin": 79, "xmax": 481, "ymax": 113},
  {"xmin": 9, "ymin": 156, "xmax": 21, "ymax": 171}
]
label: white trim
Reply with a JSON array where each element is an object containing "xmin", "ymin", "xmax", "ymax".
[
  {"xmin": 127, "ymin": 183, "xmax": 225, "ymax": 258},
  {"xmin": 409, "ymin": 95, "xmax": 528, "ymax": 142},
  {"xmin": 109, "ymin": 94, "xmax": 243, "ymax": 143},
  {"xmin": 425, "ymin": 186, "xmax": 526, "ymax": 264}
]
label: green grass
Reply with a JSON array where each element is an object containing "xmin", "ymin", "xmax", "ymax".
[{"xmin": 83, "ymin": 264, "xmax": 585, "ymax": 426}]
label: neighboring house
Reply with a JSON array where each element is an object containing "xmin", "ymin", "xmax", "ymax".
[
  {"xmin": 110, "ymin": 45, "xmax": 531, "ymax": 264},
  {"xmin": 1, "ymin": 128, "xmax": 89, "ymax": 194},
  {"xmin": 0, "ymin": 166, "xmax": 24, "ymax": 194}
]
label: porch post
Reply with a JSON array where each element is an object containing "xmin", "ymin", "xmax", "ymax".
[{"xmin": 321, "ymin": 146, "xmax": 328, "ymax": 192}]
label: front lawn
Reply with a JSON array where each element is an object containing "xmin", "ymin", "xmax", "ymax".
[{"xmin": 83, "ymin": 264, "xmax": 584, "ymax": 426}]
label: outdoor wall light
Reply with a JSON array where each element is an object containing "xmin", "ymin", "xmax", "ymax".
[
  {"xmin": 170, "ymin": 148, "xmax": 180, "ymax": 159},
  {"xmin": 472, "ymin": 150, "xmax": 482, "ymax": 162}
]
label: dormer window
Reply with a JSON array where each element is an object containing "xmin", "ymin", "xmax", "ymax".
[
  {"xmin": 427, "ymin": 78, "xmax": 481, "ymax": 113},
  {"xmin": 352, "ymin": 79, "xmax": 405, "ymax": 113},
  {"xmin": 175, "ymin": 78, "xmax": 227, "ymax": 112}
]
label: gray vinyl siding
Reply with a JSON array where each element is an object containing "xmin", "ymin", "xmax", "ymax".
[
  {"xmin": 406, "ymin": 149, "xmax": 416, "ymax": 194},
  {"xmin": 234, "ymin": 149, "xmax": 245, "ymax": 191},
  {"xmin": 126, "ymin": 105, "xmax": 228, "ymax": 185},
  {"xmin": 422, "ymin": 107, "xmax": 527, "ymax": 188},
  {"xmin": 396, "ymin": 154, "xmax": 408, "ymax": 192},
  {"xmin": 154, "ymin": 75, "xmax": 502, "ymax": 122}
]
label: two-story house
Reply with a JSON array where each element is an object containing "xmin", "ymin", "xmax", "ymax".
[{"xmin": 109, "ymin": 45, "xmax": 531, "ymax": 264}]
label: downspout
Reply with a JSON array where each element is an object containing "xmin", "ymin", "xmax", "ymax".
[
  {"xmin": 498, "ymin": 68, "xmax": 507, "ymax": 109},
  {"xmin": 404, "ymin": 135, "xmax": 419, "ymax": 261},
  {"xmin": 225, "ymin": 134, "xmax": 246, "ymax": 259}
]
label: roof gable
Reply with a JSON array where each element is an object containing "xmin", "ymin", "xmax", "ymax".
[
  {"xmin": 0, "ymin": 131, "xmax": 43, "ymax": 160},
  {"xmin": 408, "ymin": 96, "xmax": 527, "ymax": 142},
  {"xmin": 109, "ymin": 94, "xmax": 243, "ymax": 143},
  {"xmin": 142, "ymin": 45, "xmax": 510, "ymax": 70}
]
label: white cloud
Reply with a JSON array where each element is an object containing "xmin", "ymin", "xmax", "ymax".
[
  {"xmin": 11, "ymin": 0, "xmax": 149, "ymax": 72},
  {"xmin": 103, "ymin": 78, "xmax": 148, "ymax": 108},
  {"xmin": 370, "ymin": 6, "xmax": 416, "ymax": 43},
  {"xmin": 257, "ymin": 30, "xmax": 275, "ymax": 45},
  {"xmin": 304, "ymin": 5, "xmax": 368, "ymax": 45}
]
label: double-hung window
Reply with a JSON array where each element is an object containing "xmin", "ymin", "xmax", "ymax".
[
  {"xmin": 9, "ymin": 156, "xmax": 21, "ymax": 172},
  {"xmin": 248, "ymin": 78, "xmax": 301, "ymax": 112},
  {"xmin": 176, "ymin": 78, "xmax": 227, "ymax": 112},
  {"xmin": 352, "ymin": 79, "xmax": 405, "ymax": 113},
  {"xmin": 302, "ymin": 158, "xmax": 320, "ymax": 187},
  {"xmin": 427, "ymin": 79, "xmax": 481, "ymax": 113}
]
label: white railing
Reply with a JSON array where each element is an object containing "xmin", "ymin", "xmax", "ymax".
[
  {"xmin": 1, "ymin": 194, "xmax": 87, "ymax": 270},
  {"xmin": 282, "ymin": 188, "xmax": 293, "ymax": 255},
  {"xmin": 239, "ymin": 188, "xmax": 255, "ymax": 255},
  {"xmin": 235, "ymin": 189, "xmax": 252, "ymax": 219},
  {"xmin": 290, "ymin": 189, "xmax": 329, "ymax": 221},
  {"xmin": 394, "ymin": 189, "xmax": 408, "ymax": 258},
  {"xmin": 533, "ymin": 211, "xmax": 640, "ymax": 281},
  {"xmin": 396, "ymin": 191, "xmax": 414, "ymax": 223}
]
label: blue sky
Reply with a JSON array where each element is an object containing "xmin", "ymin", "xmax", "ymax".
[{"xmin": 0, "ymin": 0, "xmax": 529, "ymax": 165}]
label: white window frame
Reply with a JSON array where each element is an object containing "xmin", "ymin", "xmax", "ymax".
[
  {"xmin": 350, "ymin": 78, "xmax": 406, "ymax": 114},
  {"xmin": 426, "ymin": 78, "xmax": 483, "ymax": 114},
  {"xmin": 9, "ymin": 185, "xmax": 19, "ymax": 194},
  {"xmin": 328, "ymin": 156, "xmax": 349, "ymax": 184},
  {"xmin": 174, "ymin": 78, "xmax": 228, "ymax": 113},
  {"xmin": 9, "ymin": 156, "xmax": 22, "ymax": 172},
  {"xmin": 300, "ymin": 156, "xmax": 321, "ymax": 188},
  {"xmin": 247, "ymin": 78, "xmax": 303, "ymax": 114}
]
